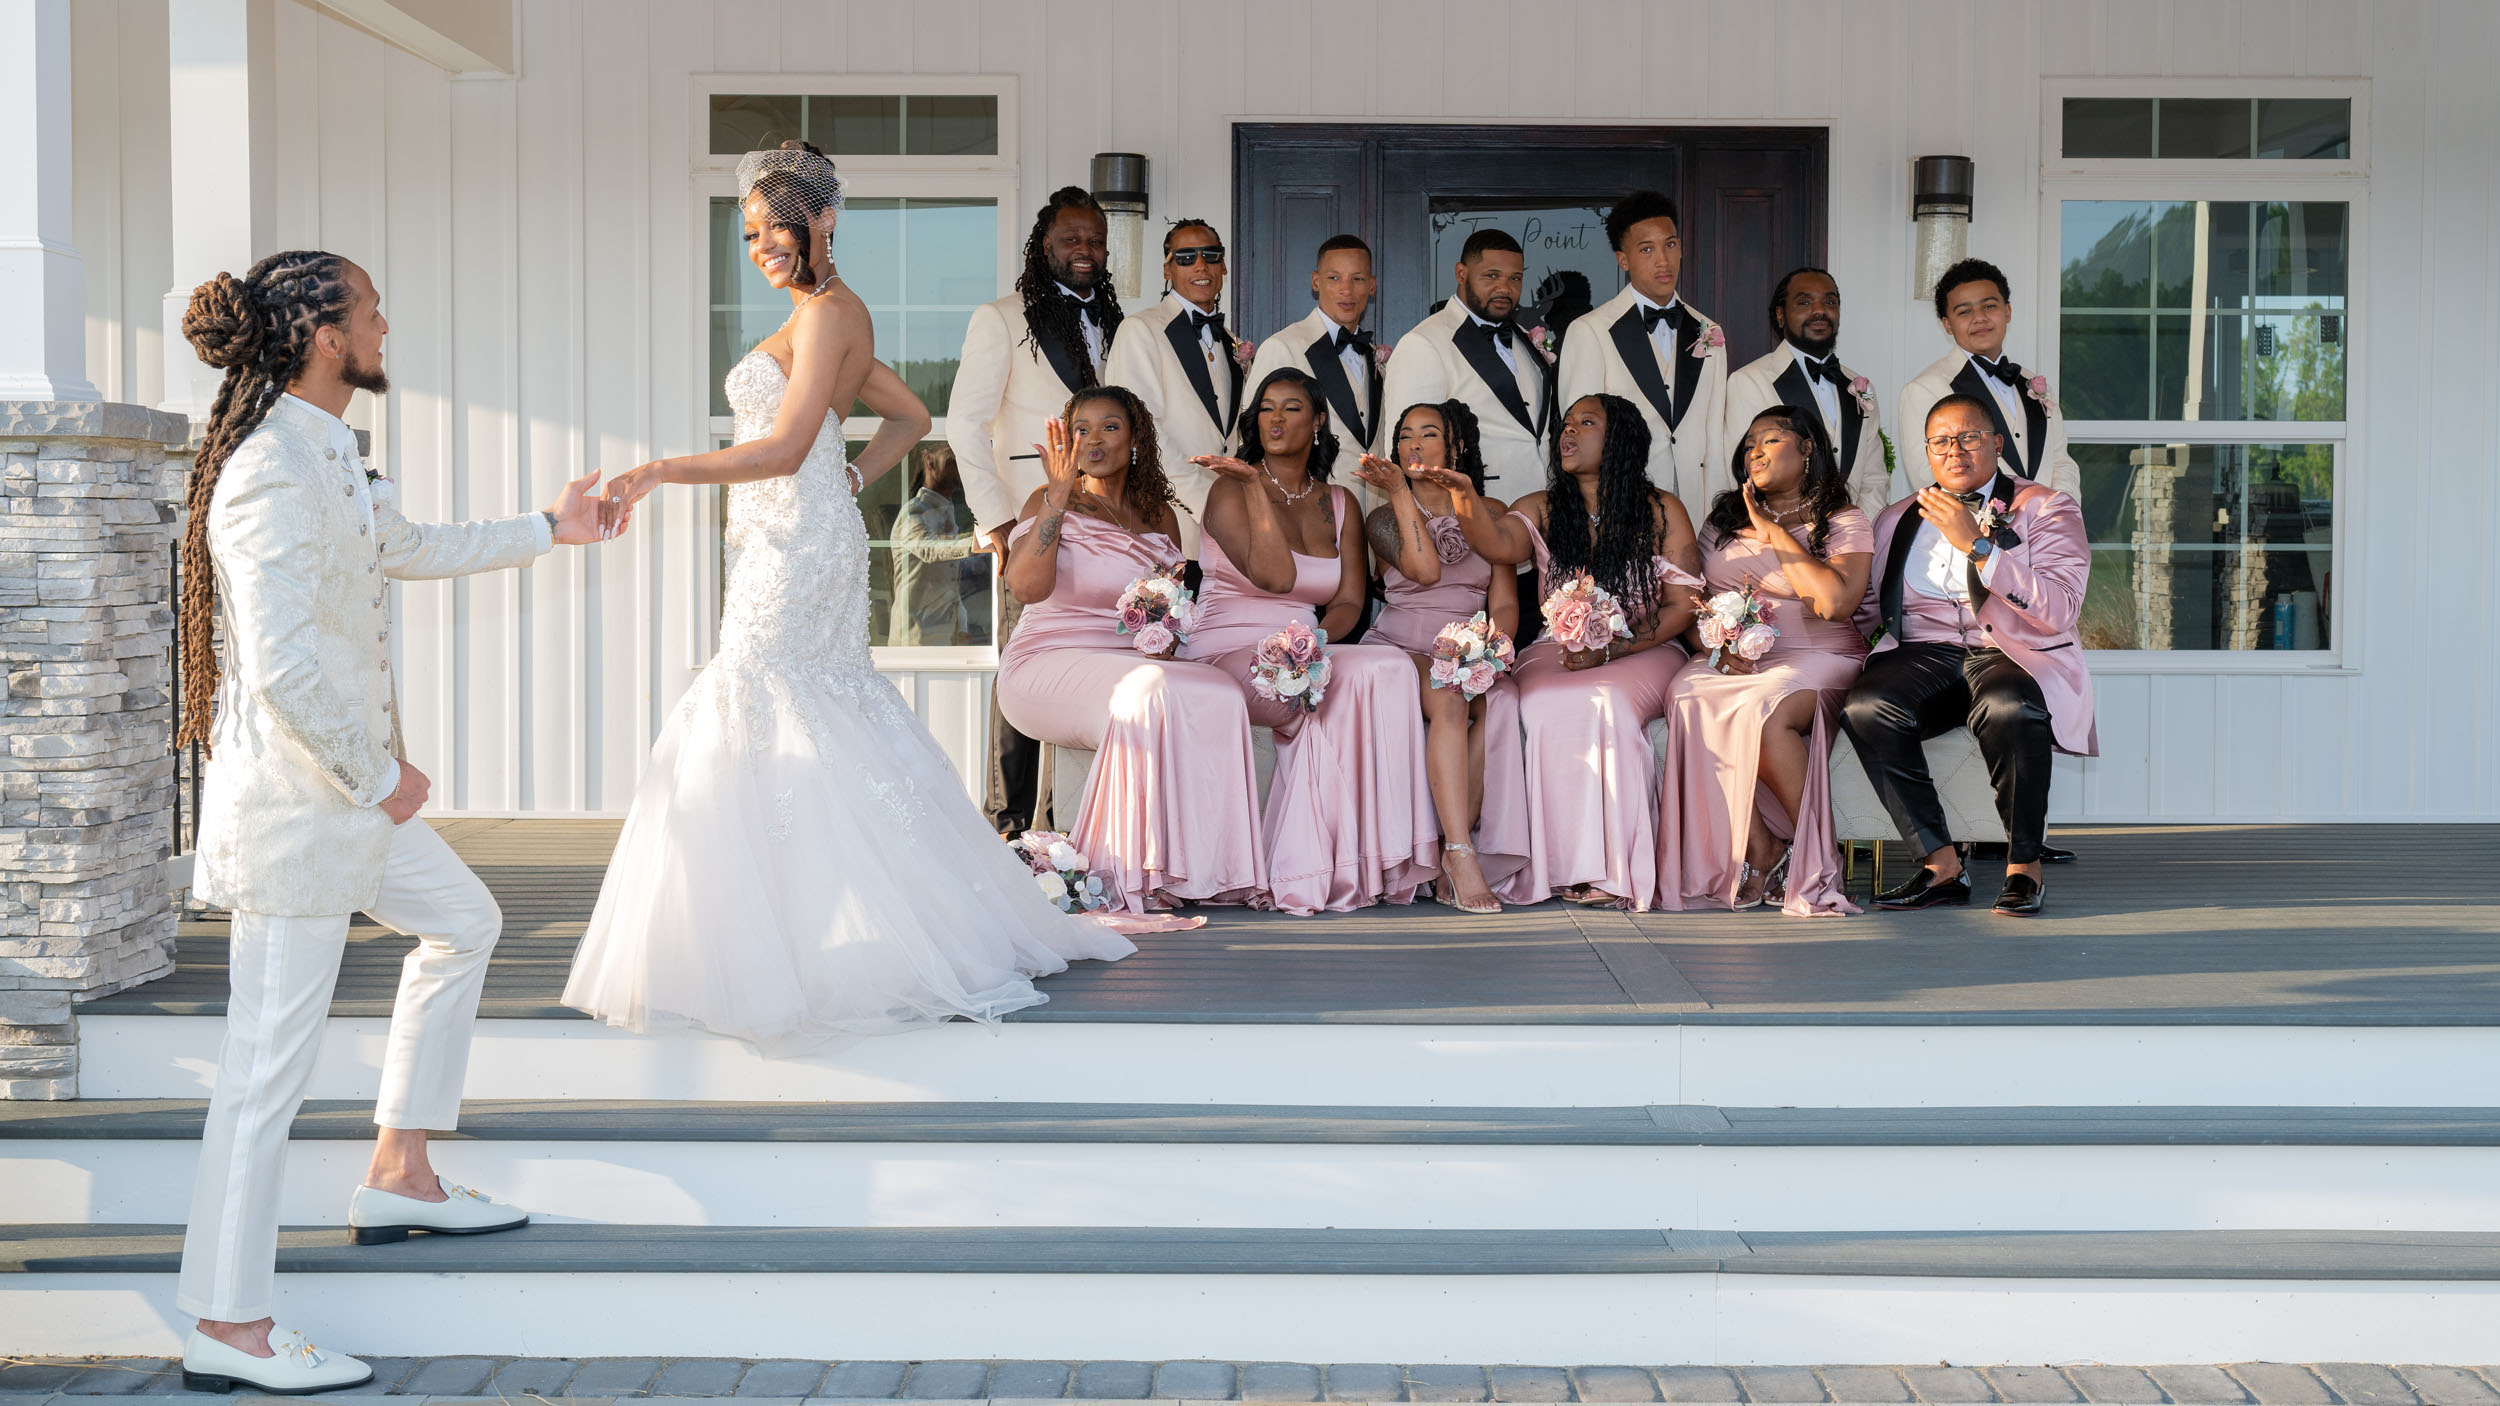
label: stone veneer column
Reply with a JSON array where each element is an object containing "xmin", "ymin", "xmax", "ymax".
[{"xmin": 0, "ymin": 400, "xmax": 187, "ymax": 1098}]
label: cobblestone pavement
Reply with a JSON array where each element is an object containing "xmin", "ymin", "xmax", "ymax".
[{"xmin": 4, "ymin": 1359, "xmax": 2499, "ymax": 1403}]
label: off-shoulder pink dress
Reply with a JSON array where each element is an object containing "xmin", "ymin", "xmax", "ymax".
[
  {"xmin": 1367, "ymin": 514, "xmax": 1531, "ymax": 896},
  {"xmin": 1180, "ymin": 485, "xmax": 1438, "ymax": 914},
  {"xmin": 994, "ymin": 514, "xmax": 1265, "ymax": 913},
  {"xmin": 1498, "ymin": 511, "xmax": 1704, "ymax": 911},
  {"xmin": 1656, "ymin": 510, "xmax": 1873, "ymax": 916}
]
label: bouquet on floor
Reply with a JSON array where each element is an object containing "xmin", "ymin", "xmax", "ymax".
[
  {"xmin": 1698, "ymin": 580, "xmax": 1779, "ymax": 668},
  {"xmin": 1248, "ymin": 620, "xmax": 1332, "ymax": 714},
  {"xmin": 1428, "ymin": 610, "xmax": 1517, "ymax": 700},
  {"xmin": 1010, "ymin": 829, "xmax": 1112, "ymax": 914},
  {"xmin": 1541, "ymin": 573, "xmax": 1634, "ymax": 658},
  {"xmin": 1115, "ymin": 566, "xmax": 1199, "ymax": 656}
]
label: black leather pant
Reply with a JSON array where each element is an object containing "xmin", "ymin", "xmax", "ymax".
[{"xmin": 1842, "ymin": 642, "xmax": 2055, "ymax": 864}]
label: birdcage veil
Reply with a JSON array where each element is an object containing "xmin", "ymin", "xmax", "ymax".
[{"xmin": 736, "ymin": 141, "xmax": 847, "ymax": 221}]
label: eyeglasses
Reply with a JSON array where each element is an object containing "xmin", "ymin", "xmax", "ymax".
[
  {"xmin": 1925, "ymin": 430, "xmax": 1994, "ymax": 452},
  {"xmin": 1169, "ymin": 247, "xmax": 1226, "ymax": 267}
]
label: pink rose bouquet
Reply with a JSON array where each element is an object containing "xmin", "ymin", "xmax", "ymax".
[
  {"xmin": 1247, "ymin": 620, "xmax": 1332, "ymax": 713},
  {"xmin": 1010, "ymin": 829, "xmax": 1111, "ymax": 914},
  {"xmin": 1428, "ymin": 610, "xmax": 1517, "ymax": 700},
  {"xmin": 1697, "ymin": 580, "xmax": 1779, "ymax": 668},
  {"xmin": 1115, "ymin": 566, "xmax": 1198, "ymax": 656},
  {"xmin": 1542, "ymin": 573, "xmax": 1633, "ymax": 657}
]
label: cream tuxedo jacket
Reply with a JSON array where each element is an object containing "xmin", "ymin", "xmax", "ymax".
[
  {"xmin": 193, "ymin": 396, "xmax": 550, "ymax": 917},
  {"xmin": 1102, "ymin": 296, "xmax": 1232, "ymax": 527},
  {"xmin": 1247, "ymin": 308, "xmax": 1386, "ymax": 511},
  {"xmin": 1557, "ymin": 286, "xmax": 1728, "ymax": 528},
  {"xmin": 946, "ymin": 293, "xmax": 1104, "ymax": 536},
  {"xmin": 1898, "ymin": 349, "xmax": 2082, "ymax": 503},
  {"xmin": 1380, "ymin": 299, "xmax": 1552, "ymax": 503},
  {"xmin": 1723, "ymin": 345, "xmax": 1892, "ymax": 521}
]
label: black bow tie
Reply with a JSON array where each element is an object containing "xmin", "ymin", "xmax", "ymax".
[
  {"xmin": 1801, "ymin": 355, "xmax": 1845, "ymax": 386},
  {"xmin": 1189, "ymin": 309, "xmax": 1227, "ymax": 336},
  {"xmin": 1975, "ymin": 355, "xmax": 2024, "ymax": 387},
  {"xmin": 1331, "ymin": 327, "xmax": 1373, "ymax": 355},
  {"xmin": 1640, "ymin": 302, "xmax": 1684, "ymax": 333},
  {"xmin": 1474, "ymin": 316, "xmax": 1517, "ymax": 343},
  {"xmin": 1067, "ymin": 295, "xmax": 1099, "ymax": 326},
  {"xmin": 1953, "ymin": 487, "xmax": 1990, "ymax": 505}
]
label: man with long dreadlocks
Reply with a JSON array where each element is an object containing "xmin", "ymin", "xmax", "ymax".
[
  {"xmin": 169, "ymin": 251, "xmax": 612, "ymax": 1393},
  {"xmin": 948, "ymin": 186, "xmax": 1123, "ymax": 835}
]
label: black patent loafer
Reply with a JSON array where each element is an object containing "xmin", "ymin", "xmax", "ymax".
[
  {"xmin": 1875, "ymin": 866, "xmax": 1971, "ymax": 910},
  {"xmin": 1993, "ymin": 872, "xmax": 2046, "ymax": 917},
  {"xmin": 1974, "ymin": 841, "xmax": 2077, "ymax": 863}
]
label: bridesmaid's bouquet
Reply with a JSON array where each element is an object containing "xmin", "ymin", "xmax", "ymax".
[
  {"xmin": 1010, "ymin": 829, "xmax": 1111, "ymax": 914},
  {"xmin": 1698, "ymin": 581, "xmax": 1779, "ymax": 668},
  {"xmin": 1429, "ymin": 611, "xmax": 1516, "ymax": 700},
  {"xmin": 1248, "ymin": 620, "xmax": 1332, "ymax": 713},
  {"xmin": 1542, "ymin": 574, "xmax": 1634, "ymax": 657},
  {"xmin": 1116, "ymin": 566, "xmax": 1198, "ymax": 656}
]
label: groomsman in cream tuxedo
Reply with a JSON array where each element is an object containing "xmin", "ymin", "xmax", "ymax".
[
  {"xmin": 1559, "ymin": 190, "xmax": 1728, "ymax": 526},
  {"xmin": 1724, "ymin": 267, "xmax": 1890, "ymax": 519},
  {"xmin": 1381, "ymin": 228, "xmax": 1553, "ymax": 502},
  {"xmin": 1248, "ymin": 233, "xmax": 1386, "ymax": 508},
  {"xmin": 949, "ymin": 187, "xmax": 1122, "ymax": 835},
  {"xmin": 1898, "ymin": 258, "xmax": 2081, "ymax": 502},
  {"xmin": 1105, "ymin": 218, "xmax": 1237, "ymax": 526}
]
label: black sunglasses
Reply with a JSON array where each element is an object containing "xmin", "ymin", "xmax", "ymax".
[{"xmin": 1169, "ymin": 247, "xmax": 1226, "ymax": 267}]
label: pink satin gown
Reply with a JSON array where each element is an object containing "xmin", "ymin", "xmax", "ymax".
[
  {"xmin": 994, "ymin": 514, "xmax": 1265, "ymax": 912},
  {"xmin": 1656, "ymin": 510, "xmax": 1873, "ymax": 916},
  {"xmin": 1498, "ymin": 511, "xmax": 1704, "ymax": 911},
  {"xmin": 1180, "ymin": 485, "xmax": 1438, "ymax": 914},
  {"xmin": 1367, "ymin": 514, "xmax": 1531, "ymax": 896}
]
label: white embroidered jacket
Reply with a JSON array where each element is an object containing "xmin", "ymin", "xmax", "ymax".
[{"xmin": 192, "ymin": 395, "xmax": 551, "ymax": 917}]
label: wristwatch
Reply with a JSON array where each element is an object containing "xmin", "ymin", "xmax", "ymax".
[{"xmin": 1965, "ymin": 538, "xmax": 1995, "ymax": 567}]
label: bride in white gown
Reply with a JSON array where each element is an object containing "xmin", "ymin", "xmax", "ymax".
[{"xmin": 563, "ymin": 141, "xmax": 1132, "ymax": 1054}]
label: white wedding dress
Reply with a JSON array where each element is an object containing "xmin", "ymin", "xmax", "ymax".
[{"xmin": 563, "ymin": 350, "xmax": 1133, "ymax": 1054}]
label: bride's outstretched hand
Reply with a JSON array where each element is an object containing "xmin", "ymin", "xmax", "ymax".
[
  {"xmin": 1352, "ymin": 453, "xmax": 1407, "ymax": 498},
  {"xmin": 1408, "ymin": 463, "xmax": 1474, "ymax": 497},
  {"xmin": 545, "ymin": 470, "xmax": 614, "ymax": 545},
  {"xmin": 1191, "ymin": 454, "xmax": 1259, "ymax": 484},
  {"xmin": 601, "ymin": 459, "xmax": 668, "ymax": 529}
]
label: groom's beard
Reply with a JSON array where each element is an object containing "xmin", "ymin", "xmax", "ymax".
[
  {"xmin": 1049, "ymin": 253, "xmax": 1100, "ymax": 295},
  {"xmin": 342, "ymin": 350, "xmax": 390, "ymax": 395}
]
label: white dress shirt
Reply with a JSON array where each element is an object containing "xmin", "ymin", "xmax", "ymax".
[
  {"xmin": 1633, "ymin": 292, "xmax": 1684, "ymax": 379},
  {"xmin": 1165, "ymin": 290, "xmax": 1226, "ymax": 380},
  {"xmin": 1969, "ymin": 352, "xmax": 2026, "ymax": 431},
  {"xmin": 1907, "ymin": 515, "xmax": 2004, "ymax": 602},
  {"xmin": 1788, "ymin": 343, "xmax": 1843, "ymax": 430},
  {"xmin": 1467, "ymin": 311, "xmax": 1519, "ymax": 373},
  {"xmin": 1325, "ymin": 320, "xmax": 1371, "ymax": 400},
  {"xmin": 1058, "ymin": 282, "xmax": 1107, "ymax": 370}
]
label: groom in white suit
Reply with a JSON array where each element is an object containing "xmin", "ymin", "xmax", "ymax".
[
  {"xmin": 169, "ymin": 252, "xmax": 611, "ymax": 1393},
  {"xmin": 1898, "ymin": 257, "xmax": 2082, "ymax": 502},
  {"xmin": 1380, "ymin": 228, "xmax": 1553, "ymax": 502},
  {"xmin": 1558, "ymin": 189, "xmax": 1729, "ymax": 526}
]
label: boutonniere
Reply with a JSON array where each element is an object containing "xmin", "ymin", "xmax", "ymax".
[
  {"xmin": 1524, "ymin": 324, "xmax": 1558, "ymax": 362},
  {"xmin": 1371, "ymin": 342, "xmax": 1392, "ymax": 371},
  {"xmin": 364, "ymin": 466, "xmax": 385, "ymax": 486},
  {"xmin": 1232, "ymin": 338, "xmax": 1257, "ymax": 372},
  {"xmin": 1848, "ymin": 374, "xmax": 1877, "ymax": 414},
  {"xmin": 1691, "ymin": 323, "xmax": 1725, "ymax": 360},
  {"xmin": 1972, "ymin": 500, "xmax": 2022, "ymax": 548},
  {"xmin": 2025, "ymin": 374, "xmax": 2057, "ymax": 414}
]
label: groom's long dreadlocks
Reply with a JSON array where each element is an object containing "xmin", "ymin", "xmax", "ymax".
[{"xmin": 1016, "ymin": 186, "xmax": 1120, "ymax": 386}]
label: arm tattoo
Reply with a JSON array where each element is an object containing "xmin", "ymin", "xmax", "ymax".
[
  {"xmin": 1365, "ymin": 507, "xmax": 1406, "ymax": 564},
  {"xmin": 1036, "ymin": 501, "xmax": 1066, "ymax": 551}
]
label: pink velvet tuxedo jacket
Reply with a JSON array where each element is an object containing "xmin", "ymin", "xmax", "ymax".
[{"xmin": 1863, "ymin": 475, "xmax": 2099, "ymax": 757}]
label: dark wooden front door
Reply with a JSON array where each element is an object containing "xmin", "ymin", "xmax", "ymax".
[{"xmin": 1232, "ymin": 124, "xmax": 1827, "ymax": 370}]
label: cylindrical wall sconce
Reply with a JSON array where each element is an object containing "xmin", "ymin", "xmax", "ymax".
[
  {"xmin": 1091, "ymin": 153, "xmax": 1151, "ymax": 303},
  {"xmin": 1911, "ymin": 155, "xmax": 1975, "ymax": 304}
]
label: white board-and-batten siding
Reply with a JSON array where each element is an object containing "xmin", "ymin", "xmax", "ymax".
[{"xmin": 68, "ymin": 0, "xmax": 2500, "ymax": 821}]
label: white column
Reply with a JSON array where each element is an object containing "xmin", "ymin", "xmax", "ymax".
[
  {"xmin": 160, "ymin": 0, "xmax": 278, "ymax": 421},
  {"xmin": 0, "ymin": 0, "xmax": 99, "ymax": 402}
]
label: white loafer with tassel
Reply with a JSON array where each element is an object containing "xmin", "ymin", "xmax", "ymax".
[
  {"xmin": 182, "ymin": 1325, "xmax": 374, "ymax": 1395},
  {"xmin": 347, "ymin": 1175, "xmax": 530, "ymax": 1245}
]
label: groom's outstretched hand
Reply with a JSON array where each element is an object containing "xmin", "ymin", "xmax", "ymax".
[{"xmin": 547, "ymin": 469, "xmax": 619, "ymax": 545}]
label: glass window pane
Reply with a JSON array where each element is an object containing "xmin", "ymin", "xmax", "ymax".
[
  {"xmin": 861, "ymin": 440, "xmax": 993, "ymax": 648},
  {"xmin": 2061, "ymin": 313, "xmax": 2154, "ymax": 420},
  {"xmin": 2063, "ymin": 98, "xmax": 2153, "ymax": 158},
  {"xmin": 2074, "ymin": 441, "xmax": 2332, "ymax": 651},
  {"xmin": 841, "ymin": 198, "xmax": 997, "ymax": 414},
  {"xmin": 2157, "ymin": 98, "xmax": 2254, "ymax": 158},
  {"xmin": 710, "ymin": 94, "xmax": 803, "ymax": 156},
  {"xmin": 2059, "ymin": 201, "xmax": 2157, "ymax": 309},
  {"xmin": 811, "ymin": 95, "xmax": 901, "ymax": 155},
  {"xmin": 904, "ymin": 95, "xmax": 999, "ymax": 156},
  {"xmin": 2257, "ymin": 97, "xmax": 2351, "ymax": 158}
]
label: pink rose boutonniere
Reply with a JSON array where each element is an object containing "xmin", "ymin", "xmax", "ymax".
[
  {"xmin": 1232, "ymin": 338, "xmax": 1258, "ymax": 372},
  {"xmin": 2026, "ymin": 374, "xmax": 2057, "ymax": 414},
  {"xmin": 1848, "ymin": 374, "xmax": 1877, "ymax": 414},
  {"xmin": 1371, "ymin": 342, "xmax": 1393, "ymax": 372},
  {"xmin": 1523, "ymin": 325, "xmax": 1558, "ymax": 362},
  {"xmin": 1691, "ymin": 324, "xmax": 1726, "ymax": 360}
]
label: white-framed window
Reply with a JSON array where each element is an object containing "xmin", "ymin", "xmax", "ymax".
[
  {"xmin": 693, "ymin": 75, "xmax": 1018, "ymax": 669},
  {"xmin": 2039, "ymin": 78, "xmax": 2365, "ymax": 670}
]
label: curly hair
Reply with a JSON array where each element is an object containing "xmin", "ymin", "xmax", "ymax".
[
  {"xmin": 1015, "ymin": 186, "xmax": 1120, "ymax": 387},
  {"xmin": 175, "ymin": 250, "xmax": 359, "ymax": 754},
  {"xmin": 1706, "ymin": 405, "xmax": 1852, "ymax": 558},
  {"xmin": 1062, "ymin": 384, "xmax": 1177, "ymax": 522},
  {"xmin": 1543, "ymin": 393, "xmax": 1662, "ymax": 628},
  {"xmin": 1390, "ymin": 400, "xmax": 1488, "ymax": 493},
  {"xmin": 1235, "ymin": 367, "xmax": 1340, "ymax": 484}
]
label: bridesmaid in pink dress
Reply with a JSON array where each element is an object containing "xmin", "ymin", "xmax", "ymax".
[
  {"xmin": 994, "ymin": 387, "xmax": 1265, "ymax": 914},
  {"xmin": 1184, "ymin": 368, "xmax": 1438, "ymax": 914},
  {"xmin": 1423, "ymin": 393, "xmax": 1703, "ymax": 911},
  {"xmin": 1658, "ymin": 406, "xmax": 1874, "ymax": 915},
  {"xmin": 1349, "ymin": 400, "xmax": 1529, "ymax": 914}
]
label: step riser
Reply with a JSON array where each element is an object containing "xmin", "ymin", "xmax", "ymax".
[
  {"xmin": 78, "ymin": 1018, "xmax": 2500, "ymax": 1107},
  {"xmin": 11, "ymin": 1273, "xmax": 2498, "ymax": 1362},
  {"xmin": 12, "ymin": 1140, "xmax": 2498, "ymax": 1232}
]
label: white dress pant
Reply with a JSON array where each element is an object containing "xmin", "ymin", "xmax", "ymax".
[{"xmin": 176, "ymin": 819, "xmax": 502, "ymax": 1322}]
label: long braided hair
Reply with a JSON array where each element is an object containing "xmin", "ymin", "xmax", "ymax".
[
  {"xmin": 1015, "ymin": 186, "xmax": 1120, "ymax": 386},
  {"xmin": 1707, "ymin": 405, "xmax": 1851, "ymax": 558},
  {"xmin": 1062, "ymin": 385, "xmax": 1177, "ymax": 522},
  {"xmin": 1543, "ymin": 393, "xmax": 1663, "ymax": 628},
  {"xmin": 175, "ymin": 250, "xmax": 359, "ymax": 753}
]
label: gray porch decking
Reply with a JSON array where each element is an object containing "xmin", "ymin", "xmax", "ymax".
[{"xmin": 95, "ymin": 822, "xmax": 2500, "ymax": 1026}]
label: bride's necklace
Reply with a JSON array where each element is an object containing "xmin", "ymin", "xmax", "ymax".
[
  {"xmin": 778, "ymin": 271, "xmax": 840, "ymax": 329},
  {"xmin": 1262, "ymin": 463, "xmax": 1317, "ymax": 505}
]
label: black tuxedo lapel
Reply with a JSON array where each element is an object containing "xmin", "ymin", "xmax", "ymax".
[
  {"xmin": 1304, "ymin": 333, "xmax": 1369, "ymax": 447},
  {"xmin": 1879, "ymin": 506, "xmax": 1921, "ymax": 643},
  {"xmin": 1366, "ymin": 343, "xmax": 1386, "ymax": 447},
  {"xmin": 1670, "ymin": 317, "xmax": 1704, "ymax": 431},
  {"xmin": 2018, "ymin": 383, "xmax": 2048, "ymax": 479},
  {"xmin": 1163, "ymin": 312, "xmax": 1227, "ymax": 435},
  {"xmin": 1033, "ymin": 318, "xmax": 1092, "ymax": 395},
  {"xmin": 1454, "ymin": 318, "xmax": 1537, "ymax": 434},
  {"xmin": 1950, "ymin": 360, "xmax": 2024, "ymax": 481},
  {"xmin": 1774, "ymin": 356, "xmax": 1867, "ymax": 472},
  {"xmin": 1964, "ymin": 471, "xmax": 2020, "ymax": 608},
  {"xmin": 1608, "ymin": 308, "xmax": 1677, "ymax": 432}
]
